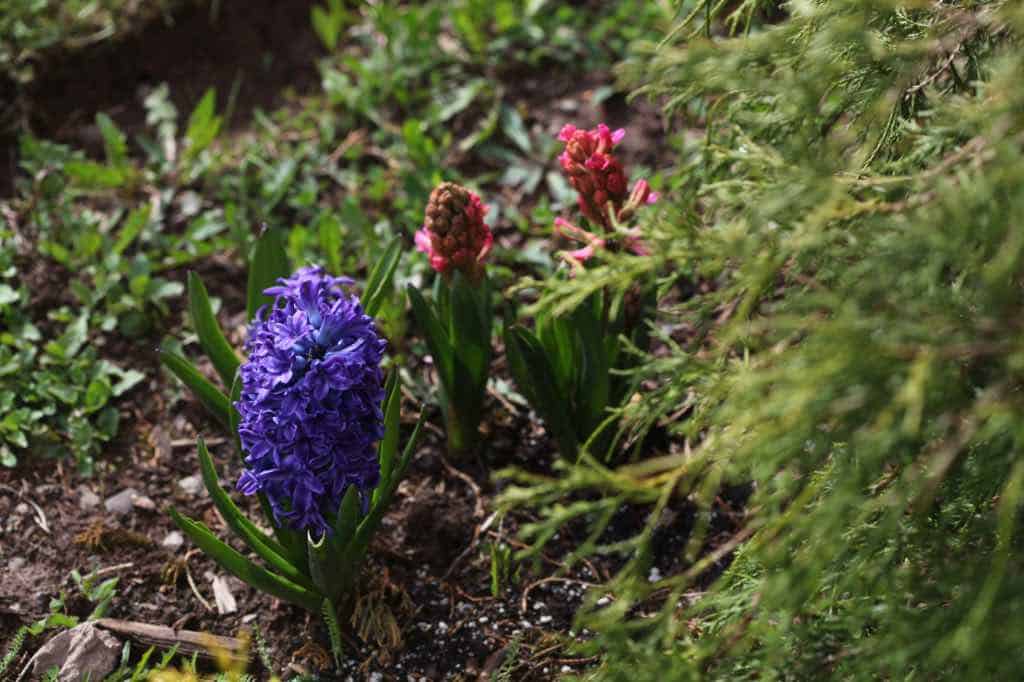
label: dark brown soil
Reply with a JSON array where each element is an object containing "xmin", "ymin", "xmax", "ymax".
[{"xmin": 1, "ymin": 0, "xmax": 322, "ymax": 198}]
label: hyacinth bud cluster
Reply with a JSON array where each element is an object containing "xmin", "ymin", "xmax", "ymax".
[
  {"xmin": 558, "ymin": 123, "xmax": 630, "ymax": 227},
  {"xmin": 415, "ymin": 182, "xmax": 493, "ymax": 283},
  {"xmin": 236, "ymin": 266, "xmax": 386, "ymax": 537},
  {"xmin": 555, "ymin": 123, "xmax": 658, "ymax": 266}
]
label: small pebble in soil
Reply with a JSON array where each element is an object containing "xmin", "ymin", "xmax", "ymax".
[
  {"xmin": 78, "ymin": 487, "xmax": 100, "ymax": 510},
  {"xmin": 162, "ymin": 531, "xmax": 184, "ymax": 550},
  {"xmin": 104, "ymin": 489, "xmax": 138, "ymax": 516},
  {"xmin": 177, "ymin": 475, "xmax": 204, "ymax": 496},
  {"xmin": 14, "ymin": 502, "xmax": 29, "ymax": 515},
  {"xmin": 9, "ymin": 557, "xmax": 26, "ymax": 571},
  {"xmin": 539, "ymin": 614, "xmax": 553, "ymax": 624},
  {"xmin": 132, "ymin": 495, "xmax": 156, "ymax": 511}
]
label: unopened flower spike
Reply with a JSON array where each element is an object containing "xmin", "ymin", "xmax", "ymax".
[
  {"xmin": 415, "ymin": 182, "xmax": 493, "ymax": 284},
  {"xmin": 236, "ymin": 265, "xmax": 386, "ymax": 537},
  {"xmin": 407, "ymin": 182, "xmax": 495, "ymax": 458}
]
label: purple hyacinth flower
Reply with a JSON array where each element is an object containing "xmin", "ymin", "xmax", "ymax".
[{"xmin": 235, "ymin": 266, "xmax": 386, "ymax": 537}]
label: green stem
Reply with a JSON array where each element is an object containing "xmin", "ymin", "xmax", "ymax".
[{"xmin": 443, "ymin": 402, "xmax": 479, "ymax": 458}]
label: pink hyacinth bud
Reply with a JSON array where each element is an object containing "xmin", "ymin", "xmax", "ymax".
[
  {"xmin": 415, "ymin": 182, "xmax": 492, "ymax": 283},
  {"xmin": 556, "ymin": 123, "xmax": 629, "ymax": 228}
]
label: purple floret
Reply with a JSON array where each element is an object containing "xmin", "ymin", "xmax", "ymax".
[{"xmin": 235, "ymin": 266, "xmax": 386, "ymax": 537}]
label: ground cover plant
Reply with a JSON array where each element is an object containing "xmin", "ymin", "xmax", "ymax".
[{"xmin": 3, "ymin": 0, "xmax": 1024, "ymax": 679}]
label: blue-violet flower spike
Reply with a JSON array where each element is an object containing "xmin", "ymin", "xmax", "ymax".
[{"xmin": 235, "ymin": 266, "xmax": 386, "ymax": 537}]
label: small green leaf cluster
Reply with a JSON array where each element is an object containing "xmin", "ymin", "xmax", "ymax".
[{"xmin": 0, "ymin": 234, "xmax": 143, "ymax": 470}]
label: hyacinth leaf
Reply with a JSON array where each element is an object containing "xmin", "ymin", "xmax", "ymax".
[
  {"xmin": 406, "ymin": 285, "xmax": 453, "ymax": 389},
  {"xmin": 195, "ymin": 438, "xmax": 315, "ymax": 590},
  {"xmin": 504, "ymin": 326, "xmax": 579, "ymax": 460},
  {"xmin": 502, "ymin": 309, "xmax": 539, "ymax": 408},
  {"xmin": 228, "ymin": 372, "xmax": 242, "ymax": 442},
  {"xmin": 361, "ymin": 237, "xmax": 402, "ymax": 318},
  {"xmin": 449, "ymin": 272, "xmax": 491, "ymax": 388},
  {"xmin": 187, "ymin": 272, "xmax": 240, "ymax": 389},
  {"xmin": 537, "ymin": 313, "xmax": 577, "ymax": 398},
  {"xmin": 360, "ymin": 410, "xmax": 424, "ymax": 548},
  {"xmin": 573, "ymin": 301, "xmax": 611, "ymax": 439},
  {"xmin": 377, "ymin": 370, "xmax": 401, "ymax": 492},
  {"xmin": 306, "ymin": 532, "xmax": 340, "ymax": 602},
  {"xmin": 246, "ymin": 226, "xmax": 290, "ymax": 321},
  {"xmin": 169, "ymin": 508, "xmax": 322, "ymax": 611},
  {"xmin": 333, "ymin": 485, "xmax": 360, "ymax": 541},
  {"xmin": 158, "ymin": 343, "xmax": 231, "ymax": 428}
]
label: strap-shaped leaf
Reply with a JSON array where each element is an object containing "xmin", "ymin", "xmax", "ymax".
[
  {"xmin": 573, "ymin": 300, "xmax": 611, "ymax": 439},
  {"xmin": 169, "ymin": 509, "xmax": 322, "ymax": 611},
  {"xmin": 377, "ymin": 370, "xmax": 401, "ymax": 491},
  {"xmin": 195, "ymin": 438, "xmax": 315, "ymax": 590},
  {"xmin": 354, "ymin": 411, "xmax": 425, "ymax": 557},
  {"xmin": 502, "ymin": 309, "xmax": 539, "ymax": 408},
  {"xmin": 505, "ymin": 326, "xmax": 579, "ymax": 460},
  {"xmin": 407, "ymin": 285, "xmax": 453, "ymax": 390},
  {"xmin": 449, "ymin": 272, "xmax": 492, "ymax": 391},
  {"xmin": 229, "ymin": 372, "xmax": 242, "ymax": 443},
  {"xmin": 188, "ymin": 272, "xmax": 241, "ymax": 389},
  {"xmin": 246, "ymin": 226, "xmax": 290, "ymax": 322},
  {"xmin": 333, "ymin": 485, "xmax": 361, "ymax": 542},
  {"xmin": 159, "ymin": 344, "xmax": 230, "ymax": 428},
  {"xmin": 306, "ymin": 532, "xmax": 345, "ymax": 602},
  {"xmin": 361, "ymin": 238, "xmax": 402, "ymax": 318}
]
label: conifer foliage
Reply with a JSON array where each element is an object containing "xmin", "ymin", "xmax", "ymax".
[{"xmin": 504, "ymin": 1, "xmax": 1024, "ymax": 678}]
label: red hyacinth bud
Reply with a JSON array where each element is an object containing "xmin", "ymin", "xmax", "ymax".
[{"xmin": 415, "ymin": 182, "xmax": 493, "ymax": 283}]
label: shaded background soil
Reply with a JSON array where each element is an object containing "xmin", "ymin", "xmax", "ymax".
[{"xmin": 0, "ymin": 0, "xmax": 322, "ymax": 197}]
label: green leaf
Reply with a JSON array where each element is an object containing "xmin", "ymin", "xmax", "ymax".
[
  {"xmin": 377, "ymin": 370, "xmax": 401, "ymax": 491},
  {"xmin": 195, "ymin": 438, "xmax": 314, "ymax": 590},
  {"xmin": 184, "ymin": 89, "xmax": 221, "ymax": 160},
  {"xmin": 362, "ymin": 238, "xmax": 401, "ymax": 318},
  {"xmin": 112, "ymin": 204, "xmax": 151, "ymax": 256},
  {"xmin": 96, "ymin": 113, "xmax": 128, "ymax": 166},
  {"xmin": 406, "ymin": 285, "xmax": 453, "ymax": 389},
  {"xmin": 246, "ymin": 227, "xmax": 291, "ymax": 321},
  {"xmin": 159, "ymin": 343, "xmax": 231, "ymax": 428},
  {"xmin": 169, "ymin": 509, "xmax": 322, "ymax": 611},
  {"xmin": 505, "ymin": 325, "xmax": 579, "ymax": 459},
  {"xmin": 334, "ymin": 485, "xmax": 361, "ymax": 543},
  {"xmin": 437, "ymin": 80, "xmax": 488, "ymax": 123},
  {"xmin": 458, "ymin": 97, "xmax": 501, "ymax": 152},
  {"xmin": 449, "ymin": 273, "xmax": 492, "ymax": 388},
  {"xmin": 83, "ymin": 376, "xmax": 112, "ymax": 414},
  {"xmin": 354, "ymin": 411, "xmax": 424, "ymax": 554},
  {"xmin": 0, "ymin": 284, "xmax": 19, "ymax": 305},
  {"xmin": 262, "ymin": 158, "xmax": 298, "ymax": 212},
  {"xmin": 46, "ymin": 312, "xmax": 89, "ymax": 360},
  {"xmin": 229, "ymin": 372, "xmax": 243, "ymax": 439},
  {"xmin": 188, "ymin": 272, "xmax": 241, "ymax": 388},
  {"xmin": 500, "ymin": 104, "xmax": 533, "ymax": 155},
  {"xmin": 573, "ymin": 300, "xmax": 611, "ymax": 438},
  {"xmin": 65, "ymin": 160, "xmax": 129, "ymax": 189},
  {"xmin": 317, "ymin": 214, "xmax": 343, "ymax": 275}
]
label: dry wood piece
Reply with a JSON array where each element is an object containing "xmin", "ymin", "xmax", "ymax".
[{"xmin": 94, "ymin": 618, "xmax": 249, "ymax": 663}]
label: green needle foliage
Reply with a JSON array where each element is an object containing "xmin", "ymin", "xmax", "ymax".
[{"xmin": 502, "ymin": 1, "xmax": 1024, "ymax": 679}]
